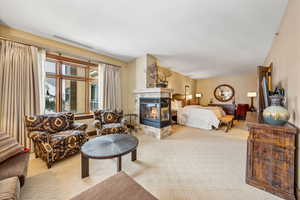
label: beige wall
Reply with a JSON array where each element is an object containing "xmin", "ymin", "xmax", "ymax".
[
  {"xmin": 122, "ymin": 55, "xmax": 149, "ymax": 113},
  {"xmin": 264, "ymin": 0, "xmax": 300, "ymax": 128},
  {"xmin": 196, "ymin": 73, "xmax": 257, "ymax": 106},
  {"xmin": 263, "ymin": 0, "xmax": 300, "ymax": 189},
  {"xmin": 163, "ymin": 68, "xmax": 196, "ymax": 96}
]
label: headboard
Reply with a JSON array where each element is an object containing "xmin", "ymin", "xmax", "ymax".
[
  {"xmin": 208, "ymin": 103, "xmax": 236, "ymax": 116},
  {"xmin": 172, "ymin": 93, "xmax": 185, "ymax": 101},
  {"xmin": 172, "ymin": 93, "xmax": 186, "ymax": 107}
]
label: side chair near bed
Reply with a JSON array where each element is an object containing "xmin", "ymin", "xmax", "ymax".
[{"xmin": 25, "ymin": 112, "xmax": 88, "ymax": 168}]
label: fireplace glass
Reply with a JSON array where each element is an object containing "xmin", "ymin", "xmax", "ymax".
[{"xmin": 140, "ymin": 98, "xmax": 171, "ymax": 128}]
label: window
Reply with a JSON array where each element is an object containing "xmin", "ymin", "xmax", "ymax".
[{"xmin": 44, "ymin": 54, "xmax": 99, "ymax": 114}]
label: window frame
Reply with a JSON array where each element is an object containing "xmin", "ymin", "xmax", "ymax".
[{"xmin": 45, "ymin": 53, "xmax": 99, "ymax": 116}]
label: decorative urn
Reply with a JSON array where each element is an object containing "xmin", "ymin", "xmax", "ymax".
[{"xmin": 263, "ymin": 95, "xmax": 290, "ymax": 126}]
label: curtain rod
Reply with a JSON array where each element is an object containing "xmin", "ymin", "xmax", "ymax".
[{"xmin": 0, "ymin": 36, "xmax": 122, "ymax": 68}]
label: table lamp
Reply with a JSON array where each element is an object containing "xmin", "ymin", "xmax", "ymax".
[
  {"xmin": 247, "ymin": 92, "xmax": 257, "ymax": 112},
  {"xmin": 195, "ymin": 93, "xmax": 202, "ymax": 104}
]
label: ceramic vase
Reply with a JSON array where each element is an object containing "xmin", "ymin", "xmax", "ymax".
[{"xmin": 263, "ymin": 95, "xmax": 290, "ymax": 126}]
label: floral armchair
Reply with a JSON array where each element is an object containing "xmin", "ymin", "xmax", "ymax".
[
  {"xmin": 93, "ymin": 110, "xmax": 128, "ymax": 135},
  {"xmin": 24, "ymin": 113, "xmax": 88, "ymax": 168}
]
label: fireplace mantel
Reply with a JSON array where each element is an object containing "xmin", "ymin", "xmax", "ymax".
[{"xmin": 133, "ymin": 88, "xmax": 174, "ymax": 95}]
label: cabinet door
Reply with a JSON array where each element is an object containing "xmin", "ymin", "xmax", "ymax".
[{"xmin": 251, "ymin": 141, "xmax": 294, "ymax": 193}]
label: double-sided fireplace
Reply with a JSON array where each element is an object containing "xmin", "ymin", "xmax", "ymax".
[{"xmin": 140, "ymin": 98, "xmax": 171, "ymax": 128}]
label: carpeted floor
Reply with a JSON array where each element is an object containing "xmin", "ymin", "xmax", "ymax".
[{"xmin": 22, "ymin": 123, "xmax": 282, "ymax": 200}]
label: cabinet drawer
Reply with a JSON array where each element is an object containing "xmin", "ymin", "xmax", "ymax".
[{"xmin": 251, "ymin": 128, "xmax": 294, "ymax": 148}]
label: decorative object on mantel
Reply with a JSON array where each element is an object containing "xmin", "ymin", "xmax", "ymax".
[
  {"xmin": 263, "ymin": 95, "xmax": 290, "ymax": 126},
  {"xmin": 146, "ymin": 63, "xmax": 158, "ymax": 88},
  {"xmin": 213, "ymin": 84, "xmax": 235, "ymax": 102},
  {"xmin": 195, "ymin": 93, "xmax": 202, "ymax": 104},
  {"xmin": 156, "ymin": 67, "xmax": 172, "ymax": 88},
  {"xmin": 247, "ymin": 92, "xmax": 257, "ymax": 112}
]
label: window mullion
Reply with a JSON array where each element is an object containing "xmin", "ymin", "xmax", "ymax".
[
  {"xmin": 86, "ymin": 67, "xmax": 90, "ymax": 113},
  {"xmin": 57, "ymin": 61, "xmax": 62, "ymax": 112}
]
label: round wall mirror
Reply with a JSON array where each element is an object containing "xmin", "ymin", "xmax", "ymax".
[{"xmin": 214, "ymin": 84, "xmax": 235, "ymax": 102}]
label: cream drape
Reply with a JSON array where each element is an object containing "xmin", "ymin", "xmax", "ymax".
[
  {"xmin": 37, "ymin": 49, "xmax": 46, "ymax": 114},
  {"xmin": 0, "ymin": 40, "xmax": 42, "ymax": 147},
  {"xmin": 99, "ymin": 64, "xmax": 122, "ymax": 110}
]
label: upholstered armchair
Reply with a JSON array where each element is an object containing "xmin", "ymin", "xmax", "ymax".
[
  {"xmin": 24, "ymin": 112, "xmax": 88, "ymax": 168},
  {"xmin": 93, "ymin": 110, "xmax": 128, "ymax": 135}
]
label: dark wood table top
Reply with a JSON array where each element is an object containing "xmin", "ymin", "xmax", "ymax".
[{"xmin": 81, "ymin": 134, "xmax": 139, "ymax": 159}]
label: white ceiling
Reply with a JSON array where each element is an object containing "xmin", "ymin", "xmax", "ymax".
[{"xmin": 0, "ymin": 0, "xmax": 287, "ymax": 79}]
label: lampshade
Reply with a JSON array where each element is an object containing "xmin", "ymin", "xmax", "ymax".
[
  {"xmin": 187, "ymin": 95, "xmax": 193, "ymax": 100},
  {"xmin": 247, "ymin": 92, "xmax": 257, "ymax": 97},
  {"xmin": 196, "ymin": 93, "xmax": 202, "ymax": 98}
]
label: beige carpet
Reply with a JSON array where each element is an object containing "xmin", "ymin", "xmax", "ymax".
[{"xmin": 24, "ymin": 123, "xmax": 282, "ymax": 200}]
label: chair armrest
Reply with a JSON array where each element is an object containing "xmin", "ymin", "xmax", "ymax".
[
  {"xmin": 71, "ymin": 123, "xmax": 88, "ymax": 131},
  {"xmin": 93, "ymin": 120, "xmax": 102, "ymax": 129},
  {"xmin": 28, "ymin": 131, "xmax": 50, "ymax": 143}
]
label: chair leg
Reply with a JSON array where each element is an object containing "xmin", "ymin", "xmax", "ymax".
[{"xmin": 47, "ymin": 162, "xmax": 52, "ymax": 169}]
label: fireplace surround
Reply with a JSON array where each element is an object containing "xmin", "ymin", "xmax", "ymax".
[
  {"xmin": 134, "ymin": 88, "xmax": 173, "ymax": 139},
  {"xmin": 140, "ymin": 98, "xmax": 171, "ymax": 128}
]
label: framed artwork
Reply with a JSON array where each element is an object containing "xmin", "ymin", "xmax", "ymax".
[{"xmin": 214, "ymin": 84, "xmax": 235, "ymax": 102}]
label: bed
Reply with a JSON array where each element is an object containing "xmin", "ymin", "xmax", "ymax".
[{"xmin": 171, "ymin": 94, "xmax": 226, "ymax": 130}]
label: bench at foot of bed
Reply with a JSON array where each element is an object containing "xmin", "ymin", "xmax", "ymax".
[{"xmin": 219, "ymin": 115, "xmax": 234, "ymax": 132}]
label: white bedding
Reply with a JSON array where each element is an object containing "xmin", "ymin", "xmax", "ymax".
[{"xmin": 177, "ymin": 105, "xmax": 226, "ymax": 130}]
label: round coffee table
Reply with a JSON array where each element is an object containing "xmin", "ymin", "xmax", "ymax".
[{"xmin": 80, "ymin": 134, "xmax": 139, "ymax": 178}]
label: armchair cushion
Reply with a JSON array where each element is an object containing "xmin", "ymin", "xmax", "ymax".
[
  {"xmin": 101, "ymin": 123, "xmax": 127, "ymax": 135},
  {"xmin": 49, "ymin": 130, "xmax": 88, "ymax": 149}
]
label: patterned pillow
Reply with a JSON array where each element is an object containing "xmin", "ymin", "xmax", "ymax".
[
  {"xmin": 101, "ymin": 112, "xmax": 119, "ymax": 124},
  {"xmin": 24, "ymin": 115, "xmax": 47, "ymax": 132},
  {"xmin": 25, "ymin": 113, "xmax": 74, "ymax": 133},
  {"xmin": 43, "ymin": 115, "xmax": 69, "ymax": 133}
]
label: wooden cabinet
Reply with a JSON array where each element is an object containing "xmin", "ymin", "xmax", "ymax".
[{"xmin": 246, "ymin": 112, "xmax": 298, "ymax": 200}]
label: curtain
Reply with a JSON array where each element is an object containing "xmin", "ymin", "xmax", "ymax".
[
  {"xmin": 99, "ymin": 64, "xmax": 122, "ymax": 110},
  {"xmin": 0, "ymin": 40, "xmax": 42, "ymax": 148},
  {"xmin": 37, "ymin": 49, "xmax": 46, "ymax": 114}
]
